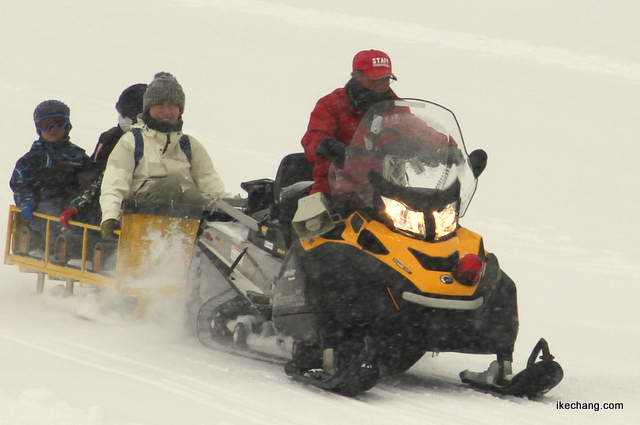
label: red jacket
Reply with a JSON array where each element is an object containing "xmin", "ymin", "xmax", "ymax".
[{"xmin": 300, "ymin": 87, "xmax": 363, "ymax": 194}]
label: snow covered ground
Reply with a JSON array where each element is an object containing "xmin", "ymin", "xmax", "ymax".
[{"xmin": 1, "ymin": 1, "xmax": 638, "ymax": 423}]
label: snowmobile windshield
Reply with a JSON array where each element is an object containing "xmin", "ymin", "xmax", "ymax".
[{"xmin": 328, "ymin": 99, "xmax": 477, "ymax": 217}]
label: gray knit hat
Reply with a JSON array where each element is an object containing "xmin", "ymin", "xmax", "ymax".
[{"xmin": 143, "ymin": 72, "xmax": 185, "ymax": 114}]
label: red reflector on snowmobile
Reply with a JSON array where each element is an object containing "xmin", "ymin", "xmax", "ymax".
[{"xmin": 452, "ymin": 254, "xmax": 483, "ymax": 286}]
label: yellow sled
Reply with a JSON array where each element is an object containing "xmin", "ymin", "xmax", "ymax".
[{"xmin": 4, "ymin": 199, "xmax": 203, "ymax": 317}]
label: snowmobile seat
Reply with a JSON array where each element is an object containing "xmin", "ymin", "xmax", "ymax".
[
  {"xmin": 272, "ymin": 153, "xmax": 314, "ymax": 224},
  {"xmin": 240, "ymin": 178, "xmax": 275, "ymax": 217}
]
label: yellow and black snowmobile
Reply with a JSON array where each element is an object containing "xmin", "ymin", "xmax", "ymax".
[{"xmin": 191, "ymin": 99, "xmax": 563, "ymax": 397}]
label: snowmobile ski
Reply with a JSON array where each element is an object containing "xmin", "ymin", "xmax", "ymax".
[
  {"xmin": 285, "ymin": 361, "xmax": 380, "ymax": 398},
  {"xmin": 284, "ymin": 338, "xmax": 381, "ymax": 397},
  {"xmin": 460, "ymin": 338, "xmax": 564, "ymax": 397}
]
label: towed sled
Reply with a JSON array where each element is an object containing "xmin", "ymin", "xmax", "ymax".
[
  {"xmin": 188, "ymin": 99, "xmax": 563, "ymax": 397},
  {"xmin": 5, "ymin": 199, "xmax": 202, "ymax": 316}
]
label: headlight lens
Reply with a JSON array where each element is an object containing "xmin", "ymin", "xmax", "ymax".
[
  {"xmin": 381, "ymin": 197, "xmax": 426, "ymax": 239},
  {"xmin": 433, "ymin": 203, "xmax": 458, "ymax": 240},
  {"xmin": 381, "ymin": 198, "xmax": 459, "ymax": 240}
]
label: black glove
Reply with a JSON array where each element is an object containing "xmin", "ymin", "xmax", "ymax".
[
  {"xmin": 100, "ymin": 219, "xmax": 120, "ymax": 240},
  {"xmin": 315, "ymin": 138, "xmax": 346, "ymax": 169}
]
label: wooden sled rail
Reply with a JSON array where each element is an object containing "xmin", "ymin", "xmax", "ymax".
[{"xmin": 4, "ymin": 202, "xmax": 200, "ymax": 301}]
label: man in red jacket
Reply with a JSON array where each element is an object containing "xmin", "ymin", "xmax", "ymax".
[{"xmin": 300, "ymin": 49, "xmax": 399, "ymax": 194}]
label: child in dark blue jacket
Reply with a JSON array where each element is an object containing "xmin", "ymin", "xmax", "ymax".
[{"xmin": 10, "ymin": 100, "xmax": 89, "ymax": 240}]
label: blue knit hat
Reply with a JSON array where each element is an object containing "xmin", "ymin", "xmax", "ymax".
[
  {"xmin": 33, "ymin": 100, "xmax": 71, "ymax": 135},
  {"xmin": 33, "ymin": 100, "xmax": 70, "ymax": 121}
]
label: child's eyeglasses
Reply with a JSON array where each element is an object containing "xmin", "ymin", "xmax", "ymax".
[{"xmin": 36, "ymin": 114, "xmax": 70, "ymax": 132}]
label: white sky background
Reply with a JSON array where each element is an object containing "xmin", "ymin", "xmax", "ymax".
[
  {"xmin": 0, "ymin": 1, "xmax": 638, "ymax": 424},
  {"xmin": 2, "ymin": 0, "xmax": 639, "ymax": 256}
]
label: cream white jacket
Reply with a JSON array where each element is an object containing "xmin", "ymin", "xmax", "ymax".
[{"xmin": 100, "ymin": 122, "xmax": 226, "ymax": 222}]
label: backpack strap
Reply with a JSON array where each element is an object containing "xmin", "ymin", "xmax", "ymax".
[
  {"xmin": 179, "ymin": 134, "xmax": 192, "ymax": 164},
  {"xmin": 131, "ymin": 128, "xmax": 191, "ymax": 168},
  {"xmin": 132, "ymin": 128, "xmax": 144, "ymax": 169}
]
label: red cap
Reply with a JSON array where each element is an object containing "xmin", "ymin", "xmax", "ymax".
[{"xmin": 352, "ymin": 49, "xmax": 396, "ymax": 80}]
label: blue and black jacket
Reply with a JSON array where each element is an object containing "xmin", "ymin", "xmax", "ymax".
[{"xmin": 10, "ymin": 137, "xmax": 89, "ymax": 207}]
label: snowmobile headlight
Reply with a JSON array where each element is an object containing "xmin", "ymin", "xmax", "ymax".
[
  {"xmin": 433, "ymin": 203, "xmax": 458, "ymax": 240},
  {"xmin": 381, "ymin": 196, "xmax": 426, "ymax": 239}
]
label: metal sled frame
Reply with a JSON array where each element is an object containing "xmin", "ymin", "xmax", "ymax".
[{"xmin": 4, "ymin": 201, "xmax": 202, "ymax": 315}]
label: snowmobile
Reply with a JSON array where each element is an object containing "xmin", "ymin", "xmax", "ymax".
[{"xmin": 188, "ymin": 98, "xmax": 564, "ymax": 397}]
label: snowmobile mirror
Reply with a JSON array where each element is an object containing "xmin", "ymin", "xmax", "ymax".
[
  {"xmin": 292, "ymin": 193, "xmax": 335, "ymax": 239},
  {"xmin": 468, "ymin": 149, "xmax": 488, "ymax": 178}
]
